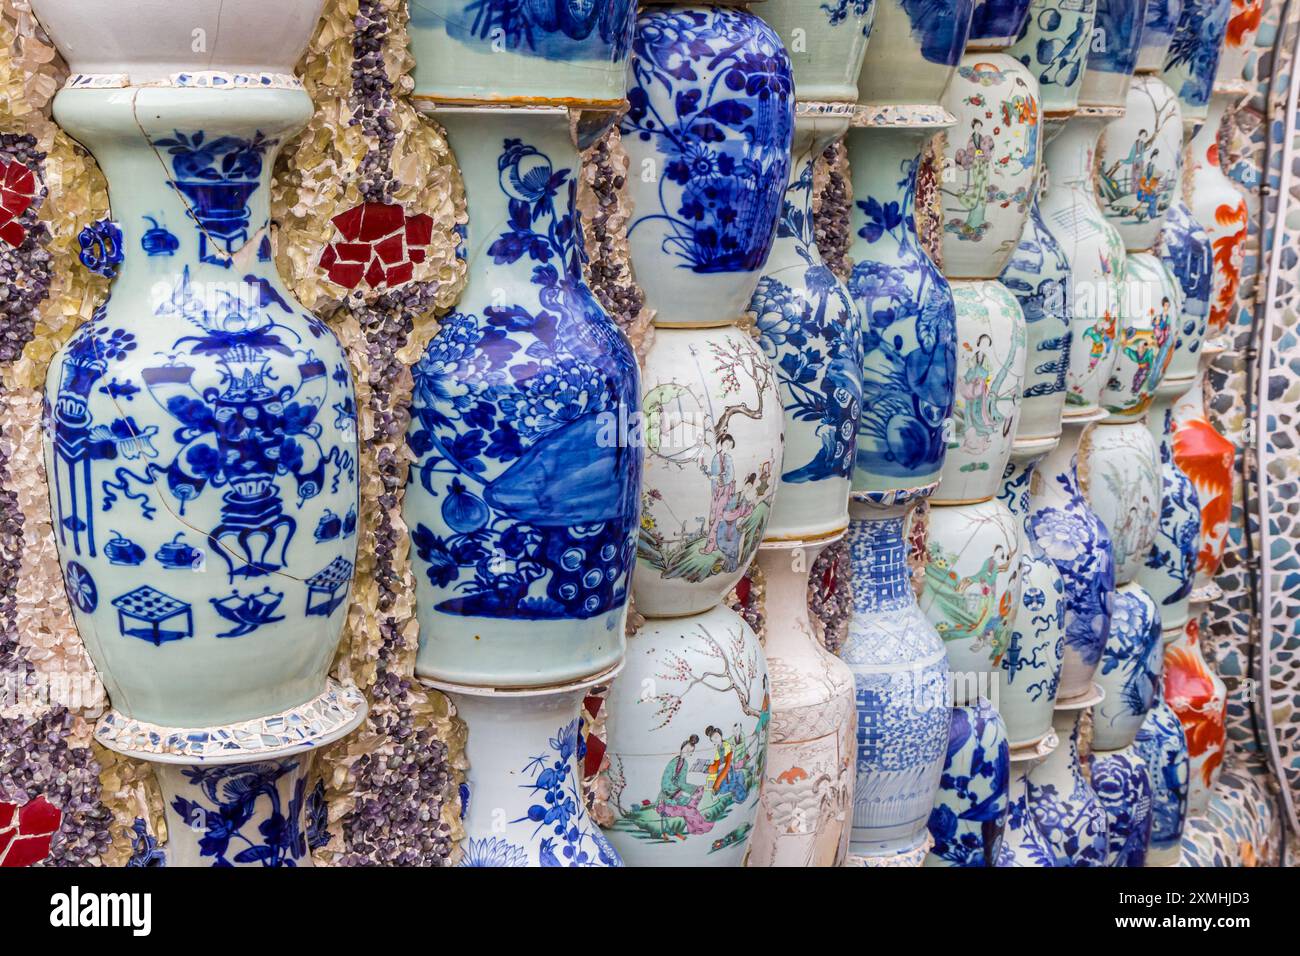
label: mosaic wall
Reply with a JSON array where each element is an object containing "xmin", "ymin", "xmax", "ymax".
[{"xmin": 0, "ymin": 0, "xmax": 1293, "ymax": 867}]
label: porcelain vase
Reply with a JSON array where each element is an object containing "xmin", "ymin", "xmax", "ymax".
[
  {"xmin": 747, "ymin": 543, "xmax": 856, "ymax": 867},
  {"xmin": 760, "ymin": 0, "xmax": 875, "ymax": 103},
  {"xmin": 1026, "ymin": 704, "xmax": 1109, "ymax": 864},
  {"xmin": 1138, "ymin": 0, "xmax": 1185, "ymax": 73},
  {"xmin": 602, "ymin": 604, "xmax": 770, "ymax": 866},
  {"xmin": 1171, "ymin": 356, "xmax": 1234, "ymax": 595},
  {"xmin": 969, "ymin": 0, "xmax": 1035, "ymax": 49},
  {"xmin": 1157, "ymin": 195, "xmax": 1214, "ymax": 384},
  {"xmin": 857, "ymin": 0, "xmax": 976, "ymax": 112},
  {"xmin": 1158, "ymin": 0, "xmax": 1232, "ymax": 124},
  {"xmin": 1213, "ymin": 0, "xmax": 1263, "ymax": 90},
  {"xmin": 924, "ymin": 696, "xmax": 1011, "ymax": 866},
  {"xmin": 404, "ymin": 108, "xmax": 642, "ymax": 687},
  {"xmin": 1081, "ymin": 421, "xmax": 1161, "ymax": 587},
  {"xmin": 1135, "ymin": 629, "xmax": 1191, "ymax": 865},
  {"xmin": 996, "ymin": 745, "xmax": 1061, "ymax": 865},
  {"xmin": 1187, "ymin": 92, "xmax": 1248, "ymax": 344},
  {"xmin": 1163, "ymin": 617, "xmax": 1226, "ymax": 814},
  {"xmin": 1079, "ymin": 0, "xmax": 1147, "ymax": 108},
  {"xmin": 1089, "ymin": 744, "xmax": 1154, "ymax": 865},
  {"xmin": 1092, "ymin": 583, "xmax": 1162, "ymax": 751},
  {"xmin": 1007, "ymin": 0, "xmax": 1100, "ymax": 117}
]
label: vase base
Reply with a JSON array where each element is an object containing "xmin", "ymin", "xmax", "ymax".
[
  {"xmin": 845, "ymin": 834, "xmax": 932, "ymax": 867},
  {"xmin": 1054, "ymin": 682, "xmax": 1105, "ymax": 711}
]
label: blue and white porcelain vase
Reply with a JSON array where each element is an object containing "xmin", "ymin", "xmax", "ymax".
[
  {"xmin": 1025, "ymin": 425, "xmax": 1115, "ymax": 702},
  {"xmin": 1157, "ymin": 196, "xmax": 1213, "ymax": 386},
  {"xmin": 1159, "ymin": 0, "xmax": 1232, "ymax": 125},
  {"xmin": 405, "ymin": 107, "xmax": 642, "ymax": 687},
  {"xmin": 747, "ymin": 543, "xmax": 856, "ymax": 867},
  {"xmin": 969, "ymin": 0, "xmax": 1035, "ymax": 48},
  {"xmin": 996, "ymin": 744, "xmax": 1061, "ymax": 865},
  {"xmin": 1138, "ymin": 0, "xmax": 1184, "ymax": 72},
  {"xmin": 841, "ymin": 503, "xmax": 950, "ymax": 862},
  {"xmin": 602, "ymin": 603, "xmax": 770, "ymax": 866},
  {"xmin": 1135, "ymin": 633, "xmax": 1190, "ymax": 865},
  {"xmin": 1091, "ymin": 582, "xmax": 1161, "ymax": 752},
  {"xmin": 450, "ymin": 680, "xmax": 622, "ymax": 867},
  {"xmin": 408, "ymin": 0, "xmax": 638, "ymax": 108},
  {"xmin": 924, "ymin": 696, "xmax": 1011, "ymax": 866},
  {"xmin": 857, "ymin": 0, "xmax": 976, "ymax": 113},
  {"xmin": 846, "ymin": 123, "xmax": 957, "ymax": 498},
  {"xmin": 44, "ymin": 60, "xmax": 359, "ymax": 733},
  {"xmin": 1079, "ymin": 0, "xmax": 1147, "ymax": 109},
  {"xmin": 752, "ymin": 110, "xmax": 863, "ymax": 541},
  {"xmin": 1089, "ymin": 743, "xmax": 1154, "ymax": 865},
  {"xmin": 760, "ymin": 0, "xmax": 876, "ymax": 103},
  {"xmin": 1026, "ymin": 702, "xmax": 1110, "ymax": 864},
  {"xmin": 998, "ymin": 453, "xmax": 1066, "ymax": 747},
  {"xmin": 1007, "ymin": 0, "xmax": 1101, "ymax": 116},
  {"xmin": 622, "ymin": 4, "xmax": 795, "ymax": 328}
]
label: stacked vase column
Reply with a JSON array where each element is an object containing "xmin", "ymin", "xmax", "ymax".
[
  {"xmin": 842, "ymin": 0, "xmax": 974, "ymax": 867},
  {"xmin": 602, "ymin": 3, "xmax": 795, "ymax": 867},
  {"xmin": 35, "ymin": 0, "xmax": 368, "ymax": 866},
  {"xmin": 406, "ymin": 1, "xmax": 641, "ymax": 867},
  {"xmin": 745, "ymin": 0, "xmax": 875, "ymax": 867}
]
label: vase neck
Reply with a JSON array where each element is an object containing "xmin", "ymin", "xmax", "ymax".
[
  {"xmin": 845, "ymin": 125, "xmax": 932, "ymax": 258},
  {"xmin": 1045, "ymin": 115, "xmax": 1107, "ymax": 188},
  {"xmin": 755, "ymin": 543, "xmax": 826, "ymax": 656},
  {"xmin": 847, "ymin": 514, "xmax": 913, "ymax": 612},
  {"xmin": 1189, "ymin": 96, "xmax": 1229, "ymax": 172}
]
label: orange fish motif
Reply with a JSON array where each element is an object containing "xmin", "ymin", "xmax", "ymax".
[
  {"xmin": 1209, "ymin": 198, "xmax": 1247, "ymax": 332},
  {"xmin": 777, "ymin": 767, "xmax": 809, "ymax": 785},
  {"xmin": 1226, "ymin": 0, "xmax": 1263, "ymax": 49},
  {"xmin": 1164, "ymin": 619, "xmax": 1226, "ymax": 787},
  {"xmin": 1172, "ymin": 415, "xmax": 1235, "ymax": 577}
]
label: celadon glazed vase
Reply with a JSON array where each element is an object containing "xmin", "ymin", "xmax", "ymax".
[
  {"xmin": 747, "ymin": 544, "xmax": 856, "ymax": 867},
  {"xmin": 759, "ymin": 0, "xmax": 875, "ymax": 103},
  {"xmin": 969, "ymin": 0, "xmax": 1035, "ymax": 48},
  {"xmin": 405, "ymin": 108, "xmax": 642, "ymax": 687},
  {"xmin": 1164, "ymin": 616, "xmax": 1226, "ymax": 814},
  {"xmin": 1079, "ymin": 0, "xmax": 1146, "ymax": 109},
  {"xmin": 846, "ymin": 123, "xmax": 957, "ymax": 498},
  {"xmin": 1007, "ymin": 0, "xmax": 1100, "ymax": 117},
  {"xmin": 622, "ymin": 4, "xmax": 795, "ymax": 328},
  {"xmin": 1138, "ymin": 0, "xmax": 1184, "ymax": 73},
  {"xmin": 996, "ymin": 742, "xmax": 1061, "ymax": 865},
  {"xmin": 42, "ymin": 20, "xmax": 360, "ymax": 734},
  {"xmin": 602, "ymin": 603, "xmax": 770, "ymax": 866},
  {"xmin": 636, "ymin": 324, "xmax": 783, "ymax": 617},
  {"xmin": 1159, "ymin": 0, "xmax": 1232, "ymax": 125},
  {"xmin": 857, "ymin": 0, "xmax": 975, "ymax": 112},
  {"xmin": 1025, "ymin": 422, "xmax": 1115, "ymax": 701},
  {"xmin": 448, "ymin": 679, "xmax": 622, "ymax": 867},
  {"xmin": 1097, "ymin": 75, "xmax": 1185, "ymax": 254},
  {"xmin": 1026, "ymin": 700, "xmax": 1109, "ymax": 864},
  {"xmin": 752, "ymin": 110, "xmax": 864, "ymax": 542},
  {"xmin": 998, "ymin": 454, "xmax": 1066, "ymax": 747},
  {"xmin": 408, "ymin": 0, "xmax": 638, "ymax": 108},
  {"xmin": 924, "ymin": 696, "xmax": 1011, "ymax": 866},
  {"xmin": 939, "ymin": 56, "xmax": 1042, "ymax": 279},
  {"xmin": 1187, "ymin": 92, "xmax": 1249, "ymax": 344},
  {"xmin": 1088, "ymin": 744, "xmax": 1154, "ymax": 865},
  {"xmin": 841, "ymin": 503, "xmax": 950, "ymax": 863},
  {"xmin": 1135, "ymin": 627, "xmax": 1191, "ymax": 865}
]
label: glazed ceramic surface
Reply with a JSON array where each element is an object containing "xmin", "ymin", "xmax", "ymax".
[
  {"xmin": 603, "ymin": 604, "xmax": 770, "ymax": 866},
  {"xmin": 1040, "ymin": 115, "xmax": 1125, "ymax": 417},
  {"xmin": 760, "ymin": 0, "xmax": 875, "ymax": 102},
  {"xmin": 1079, "ymin": 0, "xmax": 1147, "ymax": 108},
  {"xmin": 1216, "ymin": 0, "xmax": 1263, "ymax": 87},
  {"xmin": 453, "ymin": 686, "xmax": 621, "ymax": 867},
  {"xmin": 157, "ymin": 755, "xmax": 320, "ymax": 867},
  {"xmin": 405, "ymin": 110, "xmax": 640, "ymax": 687},
  {"xmin": 30, "ymin": 0, "xmax": 324, "ymax": 82},
  {"xmin": 1089, "ymin": 744, "xmax": 1153, "ymax": 865},
  {"xmin": 1135, "ymin": 638, "xmax": 1190, "ymax": 864},
  {"xmin": 998, "ymin": 456, "xmax": 1066, "ymax": 747},
  {"xmin": 1164, "ymin": 617, "xmax": 1226, "ymax": 814},
  {"xmin": 622, "ymin": 5, "xmax": 795, "ymax": 327},
  {"xmin": 747, "ymin": 545, "xmax": 856, "ymax": 867},
  {"xmin": 999, "ymin": 181, "xmax": 1072, "ymax": 448},
  {"xmin": 842, "ymin": 507, "xmax": 950, "ymax": 857},
  {"xmin": 1101, "ymin": 252, "xmax": 1180, "ymax": 418},
  {"xmin": 408, "ymin": 0, "xmax": 637, "ymax": 106},
  {"xmin": 1188, "ymin": 94, "xmax": 1248, "ymax": 341},
  {"xmin": 969, "ymin": 0, "xmax": 1035, "ymax": 48},
  {"xmin": 1158, "ymin": 0, "xmax": 1231, "ymax": 122},
  {"xmin": 636, "ymin": 325, "xmax": 782, "ymax": 617},
  {"xmin": 857, "ymin": 0, "xmax": 976, "ymax": 108},
  {"xmin": 997, "ymin": 753, "xmax": 1060, "ymax": 865},
  {"xmin": 1137, "ymin": 0, "xmax": 1184, "ymax": 72},
  {"xmin": 922, "ymin": 499, "xmax": 1023, "ymax": 699},
  {"xmin": 924, "ymin": 698, "xmax": 1010, "ymax": 866},
  {"xmin": 1134, "ymin": 398, "xmax": 1200, "ymax": 631},
  {"xmin": 939, "ymin": 55, "xmax": 1042, "ymax": 278},
  {"xmin": 1026, "ymin": 421, "xmax": 1115, "ymax": 700},
  {"xmin": 1026, "ymin": 707, "xmax": 1109, "ymax": 864},
  {"xmin": 1157, "ymin": 197, "xmax": 1213, "ymax": 382},
  {"xmin": 1171, "ymin": 362, "xmax": 1234, "ymax": 590},
  {"xmin": 1097, "ymin": 75, "xmax": 1184, "ymax": 251},
  {"xmin": 846, "ymin": 125, "xmax": 956, "ymax": 497},
  {"xmin": 1007, "ymin": 0, "xmax": 1100, "ymax": 115},
  {"xmin": 752, "ymin": 114, "xmax": 863, "ymax": 540},
  {"xmin": 935, "ymin": 280, "xmax": 1027, "ymax": 501},
  {"xmin": 1082, "ymin": 420, "xmax": 1160, "ymax": 583},
  {"xmin": 44, "ymin": 86, "xmax": 358, "ymax": 729},
  {"xmin": 1092, "ymin": 582, "xmax": 1161, "ymax": 750}
]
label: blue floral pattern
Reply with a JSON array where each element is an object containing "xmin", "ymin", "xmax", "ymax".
[
  {"xmin": 1143, "ymin": 411, "xmax": 1201, "ymax": 610},
  {"xmin": 1159, "ymin": 198, "xmax": 1212, "ymax": 362},
  {"xmin": 415, "ymin": 0, "xmax": 636, "ymax": 61},
  {"xmin": 169, "ymin": 761, "xmax": 309, "ymax": 867},
  {"xmin": 1027, "ymin": 718, "xmax": 1109, "ymax": 865},
  {"xmin": 1089, "ymin": 748, "xmax": 1153, "ymax": 866},
  {"xmin": 1135, "ymin": 699, "xmax": 1190, "ymax": 856},
  {"xmin": 926, "ymin": 700, "xmax": 1011, "ymax": 866},
  {"xmin": 1161, "ymin": 0, "xmax": 1231, "ymax": 109}
]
